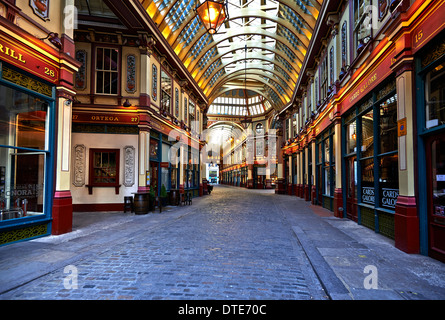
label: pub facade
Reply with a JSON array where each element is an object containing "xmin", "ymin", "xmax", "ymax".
[
  {"xmin": 71, "ymin": 2, "xmax": 207, "ymax": 213},
  {"xmin": 0, "ymin": 0, "xmax": 80, "ymax": 244}
]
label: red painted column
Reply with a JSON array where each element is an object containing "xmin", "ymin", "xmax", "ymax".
[
  {"xmin": 311, "ymin": 185, "xmax": 317, "ymax": 205},
  {"xmin": 333, "ymin": 188, "xmax": 343, "ymax": 218},
  {"xmin": 395, "ymin": 196, "xmax": 420, "ymax": 253},
  {"xmin": 52, "ymin": 191, "xmax": 73, "ymax": 235}
]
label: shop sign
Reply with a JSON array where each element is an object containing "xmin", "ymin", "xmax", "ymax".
[
  {"xmin": 362, "ymin": 187, "xmax": 375, "ymax": 205},
  {"xmin": 411, "ymin": 0, "xmax": 445, "ymax": 52},
  {"xmin": 72, "ymin": 112, "xmax": 139, "ymax": 125},
  {"xmin": 381, "ymin": 188, "xmax": 399, "ymax": 209},
  {"xmin": 398, "ymin": 118, "xmax": 407, "ymax": 136},
  {"xmin": 341, "ymin": 48, "xmax": 394, "ymax": 112},
  {"xmin": 0, "ymin": 34, "xmax": 59, "ymax": 83},
  {"xmin": 30, "ymin": 0, "xmax": 50, "ymax": 21}
]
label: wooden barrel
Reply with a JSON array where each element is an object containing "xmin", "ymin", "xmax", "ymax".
[{"xmin": 133, "ymin": 193, "xmax": 149, "ymax": 214}]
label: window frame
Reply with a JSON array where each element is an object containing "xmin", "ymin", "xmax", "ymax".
[
  {"xmin": 160, "ymin": 68, "xmax": 172, "ymax": 114},
  {"xmin": 88, "ymin": 148, "xmax": 120, "ymax": 193},
  {"xmin": 94, "ymin": 46, "xmax": 120, "ymax": 95}
]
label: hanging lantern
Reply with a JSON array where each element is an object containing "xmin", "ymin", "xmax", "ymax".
[{"xmin": 196, "ymin": 0, "xmax": 228, "ymax": 35}]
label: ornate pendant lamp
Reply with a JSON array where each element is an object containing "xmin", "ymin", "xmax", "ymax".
[{"xmin": 196, "ymin": 0, "xmax": 228, "ymax": 34}]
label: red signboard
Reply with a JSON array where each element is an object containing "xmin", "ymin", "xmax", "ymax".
[
  {"xmin": 72, "ymin": 112, "xmax": 139, "ymax": 125},
  {"xmin": 411, "ymin": 0, "xmax": 445, "ymax": 53},
  {"xmin": 339, "ymin": 47, "xmax": 394, "ymax": 114},
  {"xmin": 0, "ymin": 34, "xmax": 59, "ymax": 84}
]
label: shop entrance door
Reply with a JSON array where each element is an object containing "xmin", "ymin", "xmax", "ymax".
[
  {"xmin": 426, "ymin": 134, "xmax": 445, "ymax": 262},
  {"xmin": 346, "ymin": 156, "xmax": 358, "ymax": 221},
  {"xmin": 150, "ymin": 161, "xmax": 159, "ymax": 196}
]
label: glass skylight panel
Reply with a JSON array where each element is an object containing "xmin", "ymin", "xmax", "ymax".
[
  {"xmin": 198, "ymin": 48, "xmax": 218, "ymax": 71},
  {"xmin": 203, "ymin": 60, "xmax": 222, "ymax": 80},
  {"xmin": 177, "ymin": 17, "xmax": 201, "ymax": 47},
  {"xmin": 291, "ymin": 0, "xmax": 312, "ymax": 14},
  {"xmin": 209, "ymin": 69, "xmax": 225, "ymax": 87},
  {"xmin": 166, "ymin": 0, "xmax": 199, "ymax": 33},
  {"xmin": 190, "ymin": 33, "xmax": 213, "ymax": 60},
  {"xmin": 276, "ymin": 25, "xmax": 302, "ymax": 52},
  {"xmin": 275, "ymin": 55, "xmax": 293, "ymax": 72},
  {"xmin": 153, "ymin": 0, "xmax": 172, "ymax": 12},
  {"xmin": 278, "ymin": 5, "xmax": 305, "ymax": 33}
]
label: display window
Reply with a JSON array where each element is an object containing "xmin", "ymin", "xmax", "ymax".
[
  {"xmin": 342, "ymin": 79, "xmax": 398, "ymax": 238},
  {"xmin": 0, "ymin": 82, "xmax": 53, "ymax": 223},
  {"xmin": 316, "ymin": 126, "xmax": 335, "ymax": 210}
]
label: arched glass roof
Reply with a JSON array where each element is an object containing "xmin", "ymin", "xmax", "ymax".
[{"xmin": 140, "ymin": 0, "xmax": 322, "ymax": 114}]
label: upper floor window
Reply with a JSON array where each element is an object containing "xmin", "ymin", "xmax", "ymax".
[
  {"xmin": 354, "ymin": 0, "xmax": 372, "ymax": 55},
  {"xmin": 320, "ymin": 56, "xmax": 328, "ymax": 101},
  {"xmin": 189, "ymin": 100, "xmax": 196, "ymax": 130},
  {"xmin": 329, "ymin": 47, "xmax": 335, "ymax": 86},
  {"xmin": 152, "ymin": 64, "xmax": 157, "ymax": 101},
  {"xmin": 341, "ymin": 22, "xmax": 348, "ymax": 68},
  {"xmin": 184, "ymin": 97, "xmax": 188, "ymax": 124},
  {"xmin": 175, "ymin": 88, "xmax": 179, "ymax": 118},
  {"xmin": 161, "ymin": 69, "xmax": 172, "ymax": 113},
  {"xmin": 96, "ymin": 47, "xmax": 119, "ymax": 95}
]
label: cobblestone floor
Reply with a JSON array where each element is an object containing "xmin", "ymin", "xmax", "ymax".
[{"xmin": 1, "ymin": 186, "xmax": 328, "ymax": 300}]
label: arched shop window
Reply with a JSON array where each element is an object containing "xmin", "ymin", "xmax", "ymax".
[{"xmin": 0, "ymin": 77, "xmax": 54, "ymax": 225}]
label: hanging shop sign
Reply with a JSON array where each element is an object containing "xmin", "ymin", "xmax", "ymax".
[
  {"xmin": 72, "ymin": 112, "xmax": 139, "ymax": 125},
  {"xmin": 0, "ymin": 34, "xmax": 59, "ymax": 84}
]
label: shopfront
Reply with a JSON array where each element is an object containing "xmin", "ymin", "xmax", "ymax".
[
  {"xmin": 342, "ymin": 79, "xmax": 398, "ymax": 239},
  {"xmin": 70, "ymin": 109, "xmax": 140, "ymax": 211},
  {"xmin": 316, "ymin": 126, "xmax": 336, "ymax": 211},
  {"xmin": 0, "ymin": 64, "xmax": 55, "ymax": 244},
  {"xmin": 184, "ymin": 145, "xmax": 199, "ymax": 197},
  {"xmin": 416, "ymin": 31, "xmax": 445, "ymax": 262}
]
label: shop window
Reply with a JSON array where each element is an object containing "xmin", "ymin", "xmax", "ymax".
[
  {"xmin": 89, "ymin": 149, "xmax": 120, "ymax": 189},
  {"xmin": 379, "ymin": 154, "xmax": 399, "ymax": 209},
  {"xmin": 379, "ymin": 93, "xmax": 397, "ymax": 154},
  {"xmin": 161, "ymin": 69, "xmax": 172, "ymax": 113},
  {"xmin": 346, "ymin": 121, "xmax": 357, "ymax": 154},
  {"xmin": 96, "ymin": 47, "xmax": 119, "ymax": 95},
  {"xmin": 0, "ymin": 84, "xmax": 50, "ymax": 221},
  {"xmin": 361, "ymin": 109, "xmax": 374, "ymax": 158},
  {"xmin": 425, "ymin": 61, "xmax": 445, "ymax": 129},
  {"xmin": 149, "ymin": 138, "xmax": 158, "ymax": 159}
]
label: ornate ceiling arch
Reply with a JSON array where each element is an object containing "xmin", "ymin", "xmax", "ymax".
[{"xmin": 139, "ymin": 0, "xmax": 322, "ymax": 115}]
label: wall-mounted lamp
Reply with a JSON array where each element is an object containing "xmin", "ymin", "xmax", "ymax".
[
  {"xmin": 123, "ymin": 99, "xmax": 132, "ymax": 108},
  {"xmin": 39, "ymin": 32, "xmax": 62, "ymax": 50}
]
